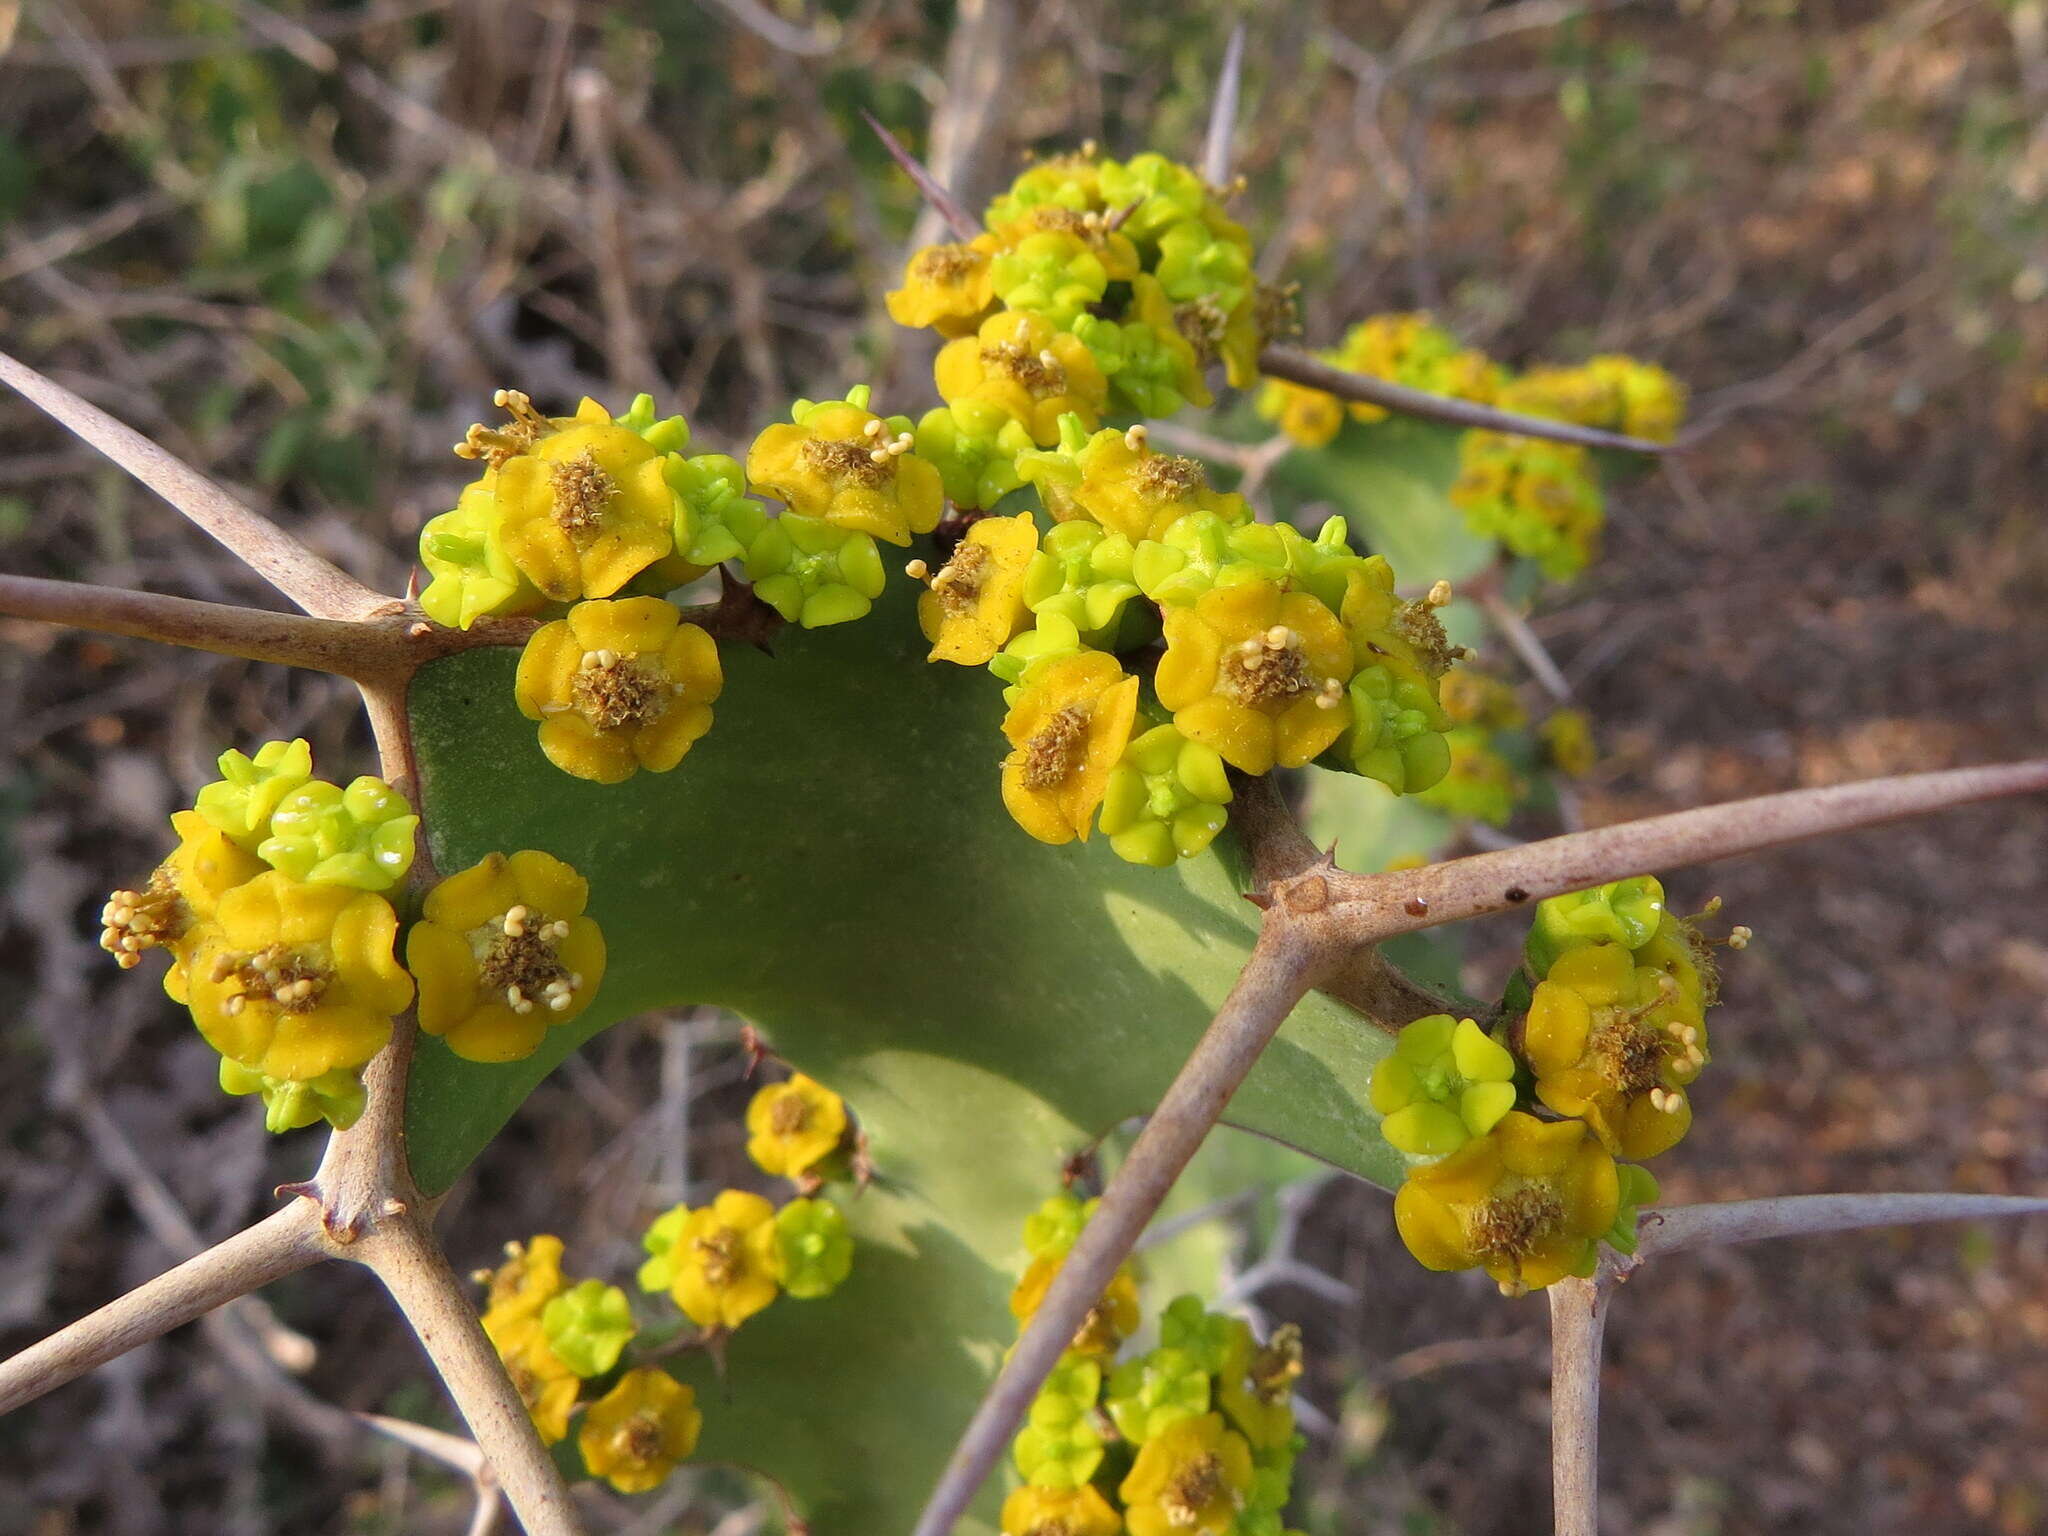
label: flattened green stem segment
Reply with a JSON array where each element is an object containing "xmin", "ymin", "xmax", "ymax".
[{"xmin": 0, "ymin": 350, "xmax": 389, "ymax": 621}]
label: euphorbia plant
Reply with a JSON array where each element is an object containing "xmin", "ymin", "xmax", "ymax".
[{"xmin": 2, "ymin": 74, "xmax": 2044, "ymax": 1536}]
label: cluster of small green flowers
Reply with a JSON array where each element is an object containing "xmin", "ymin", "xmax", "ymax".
[
  {"xmin": 889, "ymin": 146, "xmax": 1278, "ymax": 515},
  {"xmin": 1252, "ymin": 313, "xmax": 1686, "ymax": 581},
  {"xmin": 479, "ymin": 1071, "xmax": 856, "ymax": 1494},
  {"xmin": 97, "ymin": 738, "xmax": 609, "ymax": 1128},
  {"xmin": 912, "ymin": 414, "xmax": 1460, "ymax": 861},
  {"xmin": 1000, "ymin": 1195, "xmax": 1306, "ymax": 1536},
  {"xmin": 1405, "ymin": 668, "xmax": 1602, "ymax": 828},
  {"xmin": 1376, "ymin": 876, "xmax": 1742, "ymax": 1295}
]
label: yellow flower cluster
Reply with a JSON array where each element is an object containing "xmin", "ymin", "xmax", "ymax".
[
  {"xmin": 904, "ymin": 417, "xmax": 1456, "ymax": 861},
  {"xmin": 99, "ymin": 742, "xmax": 614, "ymax": 1126},
  {"xmin": 1257, "ymin": 312, "xmax": 1501, "ymax": 447},
  {"xmin": 999, "ymin": 1194, "xmax": 1306, "ymax": 1534},
  {"xmin": 475, "ymin": 1236, "xmax": 701, "ymax": 1492},
  {"xmin": 1380, "ymin": 876, "xmax": 1738, "ymax": 1294}
]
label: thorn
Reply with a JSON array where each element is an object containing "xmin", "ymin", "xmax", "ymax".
[
  {"xmin": 1242, "ymin": 888, "xmax": 1274, "ymax": 910},
  {"xmin": 405, "ymin": 564, "xmax": 422, "ymax": 602},
  {"xmin": 1201, "ymin": 23, "xmax": 1249, "ymax": 187},
  {"xmin": 850, "ymin": 1128, "xmax": 874, "ymax": 1196},
  {"xmin": 275, "ymin": 1180, "xmax": 317, "ymax": 1203},
  {"xmin": 859, "ymin": 110, "xmax": 980, "ymax": 242},
  {"xmin": 738, "ymin": 1023, "xmax": 778, "ymax": 1080},
  {"xmin": 1314, "ymin": 842, "xmax": 1341, "ymax": 872}
]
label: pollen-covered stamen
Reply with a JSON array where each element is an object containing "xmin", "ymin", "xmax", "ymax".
[
  {"xmin": 619, "ymin": 1410, "xmax": 666, "ymax": 1463},
  {"xmin": 1161, "ymin": 1453, "xmax": 1228, "ymax": 1527},
  {"xmin": 1466, "ymin": 1184, "xmax": 1565, "ymax": 1266},
  {"xmin": 99, "ymin": 868, "xmax": 187, "ymax": 969},
  {"xmin": 692, "ymin": 1226, "xmax": 744, "ymax": 1287},
  {"xmin": 551, "ymin": 450, "xmax": 618, "ymax": 542},
  {"xmin": 930, "ymin": 540, "xmax": 990, "ymax": 616},
  {"xmin": 478, "ymin": 913, "xmax": 578, "ymax": 1018},
  {"xmin": 210, "ymin": 944, "xmax": 332, "ymax": 1016},
  {"xmin": 802, "ymin": 434, "xmax": 893, "ymax": 486},
  {"xmin": 981, "ymin": 341, "xmax": 1067, "ymax": 397},
  {"xmin": 570, "ymin": 650, "xmax": 667, "ymax": 732},
  {"xmin": 456, "ymin": 388, "xmax": 553, "ymax": 466},
  {"xmin": 1393, "ymin": 596, "xmax": 1466, "ymax": 677},
  {"xmin": 1220, "ymin": 627, "xmax": 1314, "ymax": 708},
  {"xmin": 1134, "ymin": 452, "xmax": 1204, "ymax": 501},
  {"xmin": 1022, "ymin": 1520, "xmax": 1075, "ymax": 1536},
  {"xmin": 1020, "ymin": 705, "xmax": 1092, "ymax": 790},
  {"xmin": 1174, "ymin": 299, "xmax": 1230, "ymax": 362}
]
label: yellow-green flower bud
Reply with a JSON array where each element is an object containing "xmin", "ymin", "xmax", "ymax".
[
  {"xmin": 1155, "ymin": 217, "xmax": 1254, "ymax": 315},
  {"xmin": 418, "ymin": 480, "xmax": 546, "ymax": 631},
  {"xmin": 1024, "ymin": 521, "xmax": 1142, "ymax": 641},
  {"xmin": 540, "ymin": 1278, "xmax": 637, "ymax": 1377},
  {"xmin": 914, "ymin": 399, "xmax": 1035, "ymax": 511},
  {"xmin": 1370, "ymin": 1014, "xmax": 1519, "ymax": 1160},
  {"xmin": 1013, "ymin": 1353, "xmax": 1105, "ymax": 1489},
  {"xmin": 1604, "ymin": 1164, "xmax": 1661, "ymax": 1256},
  {"xmin": 257, "ymin": 776, "xmax": 418, "ymax": 892},
  {"xmin": 1158, "ymin": 1294, "xmax": 1235, "ymax": 1375},
  {"xmin": 663, "ymin": 452, "xmax": 765, "ymax": 567},
  {"xmin": 1022, "ymin": 1192, "xmax": 1098, "ymax": 1261},
  {"xmin": 744, "ymin": 513, "xmax": 886, "ymax": 628},
  {"xmin": 194, "ymin": 739, "xmax": 313, "ymax": 851},
  {"xmin": 1098, "ymin": 723, "xmax": 1233, "ymax": 867},
  {"xmin": 775, "ymin": 1197, "xmax": 854, "ymax": 1299},
  {"xmin": 1330, "ymin": 666, "xmax": 1454, "ymax": 795},
  {"xmin": 636, "ymin": 1204, "xmax": 688, "ymax": 1294},
  {"xmin": 1131, "ymin": 512, "xmax": 1289, "ymax": 607},
  {"xmin": 1526, "ymin": 877, "xmax": 1667, "ymax": 976},
  {"xmin": 1106, "ymin": 1346, "xmax": 1211, "ymax": 1443},
  {"xmin": 218, "ymin": 1058, "xmax": 366, "ymax": 1133},
  {"xmin": 990, "ymin": 234, "xmax": 1109, "ymax": 328}
]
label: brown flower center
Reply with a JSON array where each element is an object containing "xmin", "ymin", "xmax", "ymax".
[
  {"xmin": 693, "ymin": 1227, "xmax": 744, "ymax": 1288},
  {"xmin": 551, "ymin": 450, "xmax": 618, "ymax": 542},
  {"xmin": 1466, "ymin": 1184, "xmax": 1565, "ymax": 1264},
  {"xmin": 981, "ymin": 342, "xmax": 1066, "ymax": 397},
  {"xmin": 99, "ymin": 867, "xmax": 188, "ymax": 970},
  {"xmin": 1024, "ymin": 1520, "xmax": 1074, "ymax": 1536},
  {"xmin": 767, "ymin": 1091, "xmax": 812, "ymax": 1136},
  {"xmin": 571, "ymin": 652, "xmax": 667, "ymax": 732},
  {"xmin": 618, "ymin": 1410, "xmax": 667, "ymax": 1463},
  {"xmin": 456, "ymin": 388, "xmax": 553, "ymax": 467},
  {"xmin": 801, "ymin": 434, "xmax": 893, "ymax": 486},
  {"xmin": 209, "ymin": 943, "xmax": 331, "ymax": 1016},
  {"xmin": 931, "ymin": 541, "xmax": 990, "ymax": 616},
  {"xmin": 1393, "ymin": 598, "xmax": 1464, "ymax": 677},
  {"xmin": 1135, "ymin": 452, "xmax": 1205, "ymax": 500},
  {"xmin": 1590, "ymin": 1011, "xmax": 1669, "ymax": 1095},
  {"xmin": 1220, "ymin": 628, "xmax": 1312, "ymax": 708},
  {"xmin": 1020, "ymin": 705, "xmax": 1091, "ymax": 790},
  {"xmin": 1174, "ymin": 299, "xmax": 1230, "ymax": 363},
  {"xmin": 477, "ymin": 906, "xmax": 579, "ymax": 1018},
  {"xmin": 1070, "ymin": 1299, "xmax": 1123, "ymax": 1356},
  {"xmin": 1250, "ymin": 1322, "xmax": 1304, "ymax": 1404},
  {"xmin": 912, "ymin": 242, "xmax": 983, "ymax": 284},
  {"xmin": 1163, "ymin": 1453, "xmax": 1225, "ymax": 1526}
]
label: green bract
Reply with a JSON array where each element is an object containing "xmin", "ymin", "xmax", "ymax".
[
  {"xmin": 1012, "ymin": 1355, "xmax": 1104, "ymax": 1488},
  {"xmin": 417, "ymin": 485, "xmax": 537, "ymax": 631},
  {"xmin": 1022, "ymin": 1193, "xmax": 1095, "ymax": 1261},
  {"xmin": 541, "ymin": 1278, "xmax": 637, "ymax": 1377},
  {"xmin": 1603, "ymin": 1164, "xmax": 1662, "ymax": 1256},
  {"xmin": 1328, "ymin": 666, "xmax": 1454, "ymax": 794},
  {"xmin": 256, "ymin": 775, "xmax": 418, "ymax": 891},
  {"xmin": 1098, "ymin": 724, "xmax": 1234, "ymax": 867},
  {"xmin": 194, "ymin": 738, "xmax": 314, "ymax": 849},
  {"xmin": 664, "ymin": 452, "xmax": 764, "ymax": 567},
  {"xmin": 989, "ymin": 236, "xmax": 1108, "ymax": 327},
  {"xmin": 1096, "ymin": 152, "xmax": 1213, "ymax": 246},
  {"xmin": 775, "ymin": 1198, "xmax": 854, "ymax": 1299},
  {"xmin": 1369, "ymin": 1013, "xmax": 1519, "ymax": 1159},
  {"xmin": 1158, "ymin": 1293, "xmax": 1235, "ymax": 1375},
  {"xmin": 913, "ymin": 401, "xmax": 1033, "ymax": 511},
  {"xmin": 217, "ymin": 1060, "xmax": 365, "ymax": 1133},
  {"xmin": 612, "ymin": 391, "xmax": 692, "ymax": 455},
  {"xmin": 1024, "ymin": 521, "xmax": 1142, "ymax": 640},
  {"xmin": 1105, "ymin": 1345, "xmax": 1212, "ymax": 1443},
  {"xmin": 636, "ymin": 1204, "xmax": 688, "ymax": 1293},
  {"xmin": 1155, "ymin": 218, "xmax": 1254, "ymax": 313},
  {"xmin": 1131, "ymin": 512, "xmax": 1288, "ymax": 606},
  {"xmin": 1526, "ymin": 876, "xmax": 1669, "ymax": 976},
  {"xmin": 745, "ymin": 513, "xmax": 887, "ymax": 628}
]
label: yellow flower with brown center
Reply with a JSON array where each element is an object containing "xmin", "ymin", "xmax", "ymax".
[
  {"xmin": 468, "ymin": 393, "xmax": 678, "ymax": 603},
  {"xmin": 999, "ymin": 652, "xmax": 1140, "ymax": 845},
  {"xmin": 1009, "ymin": 1257, "xmax": 1141, "ymax": 1358},
  {"xmin": 744, "ymin": 1072, "xmax": 848, "ymax": 1179},
  {"xmin": 1000, "ymin": 1484, "xmax": 1123, "ymax": 1536},
  {"xmin": 1255, "ymin": 376, "xmax": 1345, "ymax": 448},
  {"xmin": 935, "ymin": 311, "xmax": 1109, "ymax": 446},
  {"xmin": 578, "ymin": 1368, "xmax": 702, "ymax": 1494},
  {"xmin": 407, "ymin": 851, "xmax": 606, "ymax": 1064},
  {"xmin": 1522, "ymin": 939, "xmax": 1705, "ymax": 1161},
  {"xmin": 1216, "ymin": 1320, "xmax": 1301, "ymax": 1449},
  {"xmin": 1119, "ymin": 1412, "xmax": 1254, "ymax": 1536},
  {"xmin": 917, "ymin": 511, "xmax": 1040, "ymax": 665},
  {"xmin": 670, "ymin": 1189, "xmax": 783, "ymax": 1331},
  {"xmin": 481, "ymin": 1311, "xmax": 579, "ymax": 1445},
  {"xmin": 1393, "ymin": 1110, "xmax": 1620, "ymax": 1295},
  {"xmin": 885, "ymin": 235, "xmax": 1001, "ymax": 337},
  {"xmin": 1155, "ymin": 580, "xmax": 1355, "ymax": 775},
  {"xmin": 746, "ymin": 393, "xmax": 945, "ymax": 547},
  {"xmin": 514, "ymin": 598, "xmax": 723, "ymax": 785},
  {"xmin": 186, "ymin": 872, "xmax": 411, "ymax": 1082},
  {"xmin": 101, "ymin": 810, "xmax": 265, "ymax": 996},
  {"xmin": 1027, "ymin": 425, "xmax": 1251, "ymax": 545},
  {"xmin": 477, "ymin": 1234, "xmax": 567, "ymax": 1328}
]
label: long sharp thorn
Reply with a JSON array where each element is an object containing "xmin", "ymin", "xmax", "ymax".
[
  {"xmin": 860, "ymin": 110, "xmax": 981, "ymax": 242},
  {"xmin": 1203, "ymin": 23, "xmax": 1248, "ymax": 187}
]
